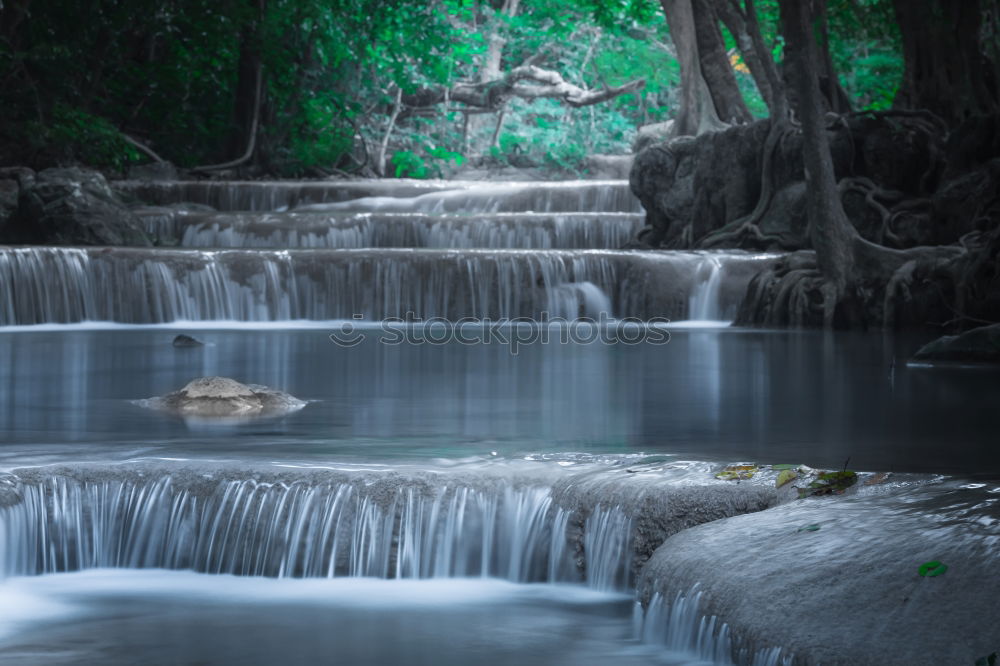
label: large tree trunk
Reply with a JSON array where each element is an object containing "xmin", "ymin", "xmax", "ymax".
[
  {"xmin": 712, "ymin": 0, "xmax": 786, "ymax": 117},
  {"xmin": 893, "ymin": 0, "xmax": 999, "ymax": 125},
  {"xmin": 225, "ymin": 0, "xmax": 266, "ymax": 164},
  {"xmin": 779, "ymin": 0, "xmax": 856, "ymax": 321},
  {"xmin": 811, "ymin": 0, "xmax": 852, "ymax": 113},
  {"xmin": 659, "ymin": 0, "xmax": 726, "ymax": 136},
  {"xmin": 227, "ymin": 39, "xmax": 261, "ymax": 160},
  {"xmin": 691, "ymin": 0, "xmax": 752, "ymax": 124},
  {"xmin": 480, "ymin": 0, "xmax": 520, "ymax": 83}
]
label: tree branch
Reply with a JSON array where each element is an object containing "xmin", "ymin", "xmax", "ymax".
[{"xmin": 401, "ymin": 64, "xmax": 645, "ymax": 111}]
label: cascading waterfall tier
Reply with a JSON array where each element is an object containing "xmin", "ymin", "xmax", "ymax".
[
  {"xmin": 137, "ymin": 211, "xmax": 646, "ymax": 250},
  {"xmin": 0, "ymin": 464, "xmax": 638, "ymax": 588},
  {"xmin": 0, "ymin": 461, "xmax": 777, "ymax": 588},
  {"xmin": 0, "ymin": 246, "xmax": 780, "ymax": 325},
  {"xmin": 635, "ymin": 589, "xmax": 792, "ymax": 666},
  {"xmin": 117, "ymin": 180, "xmax": 643, "ymax": 214}
]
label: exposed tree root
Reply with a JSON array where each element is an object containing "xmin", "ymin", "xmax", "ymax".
[{"xmin": 699, "ymin": 119, "xmax": 790, "ymax": 248}]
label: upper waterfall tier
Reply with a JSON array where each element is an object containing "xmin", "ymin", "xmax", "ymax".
[
  {"xmin": 137, "ymin": 211, "xmax": 645, "ymax": 250},
  {"xmin": 116, "ymin": 180, "xmax": 642, "ymax": 214},
  {"xmin": 0, "ymin": 247, "xmax": 780, "ymax": 325}
]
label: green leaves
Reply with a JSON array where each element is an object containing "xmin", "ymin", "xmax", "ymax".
[
  {"xmin": 918, "ymin": 560, "xmax": 948, "ymax": 577},
  {"xmin": 797, "ymin": 470, "xmax": 858, "ymax": 498}
]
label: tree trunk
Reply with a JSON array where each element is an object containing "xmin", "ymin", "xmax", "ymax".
[
  {"xmin": 811, "ymin": 0, "xmax": 852, "ymax": 113},
  {"xmin": 480, "ymin": 0, "xmax": 521, "ymax": 83},
  {"xmin": 893, "ymin": 0, "xmax": 999, "ymax": 125},
  {"xmin": 226, "ymin": 0, "xmax": 265, "ymax": 163},
  {"xmin": 779, "ymin": 0, "xmax": 856, "ymax": 322},
  {"xmin": 470, "ymin": 0, "xmax": 521, "ymax": 146},
  {"xmin": 713, "ymin": 0, "xmax": 786, "ymax": 116},
  {"xmin": 660, "ymin": 0, "xmax": 725, "ymax": 136},
  {"xmin": 691, "ymin": 0, "xmax": 752, "ymax": 124}
]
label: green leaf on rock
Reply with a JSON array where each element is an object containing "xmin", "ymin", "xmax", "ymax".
[
  {"xmin": 715, "ymin": 464, "xmax": 758, "ymax": 481},
  {"xmin": 797, "ymin": 524, "xmax": 821, "ymax": 532},
  {"xmin": 797, "ymin": 470, "xmax": 858, "ymax": 498},
  {"xmin": 918, "ymin": 560, "xmax": 948, "ymax": 577},
  {"xmin": 776, "ymin": 469, "xmax": 798, "ymax": 488}
]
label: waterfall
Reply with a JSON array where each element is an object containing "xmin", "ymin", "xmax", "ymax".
[
  {"xmin": 636, "ymin": 589, "xmax": 793, "ymax": 666},
  {"xmin": 0, "ymin": 247, "xmax": 781, "ymax": 326},
  {"xmin": 117, "ymin": 180, "xmax": 642, "ymax": 214},
  {"xmin": 584, "ymin": 506, "xmax": 632, "ymax": 590},
  {"xmin": 0, "ymin": 473, "xmax": 634, "ymax": 589},
  {"xmin": 689, "ymin": 255, "xmax": 725, "ymax": 321},
  {"xmin": 137, "ymin": 211, "xmax": 646, "ymax": 250}
]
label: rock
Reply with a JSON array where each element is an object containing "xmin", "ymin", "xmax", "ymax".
[
  {"xmin": 1, "ymin": 167, "xmax": 152, "ymax": 246},
  {"xmin": 142, "ymin": 376, "xmax": 305, "ymax": 419},
  {"xmin": 629, "ymin": 114, "xmax": 945, "ymax": 251},
  {"xmin": 0, "ymin": 166, "xmax": 35, "ymax": 189},
  {"xmin": 911, "ymin": 323, "xmax": 1000, "ymax": 364},
  {"xmin": 172, "ymin": 334, "xmax": 204, "ymax": 348},
  {"xmin": 637, "ymin": 483, "xmax": 1000, "ymax": 665},
  {"xmin": 632, "ymin": 120, "xmax": 675, "ymax": 153},
  {"xmin": 0, "ymin": 179, "xmax": 19, "ymax": 233},
  {"xmin": 0, "ymin": 167, "xmax": 34, "ymax": 235}
]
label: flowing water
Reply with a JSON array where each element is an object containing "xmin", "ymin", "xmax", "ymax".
[{"xmin": 1, "ymin": 179, "xmax": 997, "ymax": 665}]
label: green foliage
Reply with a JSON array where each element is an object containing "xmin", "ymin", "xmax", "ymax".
[
  {"xmin": 41, "ymin": 107, "xmax": 141, "ymax": 170},
  {"xmin": 797, "ymin": 470, "xmax": 858, "ymax": 498},
  {"xmin": 0, "ymin": 0, "xmax": 913, "ymax": 174},
  {"xmin": 391, "ymin": 145, "xmax": 465, "ymax": 179}
]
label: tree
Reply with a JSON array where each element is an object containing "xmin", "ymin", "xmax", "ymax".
[
  {"xmin": 893, "ymin": 0, "xmax": 999, "ymax": 125},
  {"xmin": 659, "ymin": 0, "xmax": 751, "ymax": 136},
  {"xmin": 777, "ymin": 0, "xmax": 856, "ymax": 321},
  {"xmin": 712, "ymin": 0, "xmax": 786, "ymax": 117}
]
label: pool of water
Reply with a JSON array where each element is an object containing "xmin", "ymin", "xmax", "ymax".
[
  {"xmin": 0, "ymin": 571, "xmax": 686, "ymax": 666},
  {"xmin": 2, "ymin": 325, "xmax": 997, "ymax": 475}
]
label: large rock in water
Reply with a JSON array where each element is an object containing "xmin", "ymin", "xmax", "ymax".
[
  {"xmin": 911, "ymin": 323, "xmax": 1000, "ymax": 364},
  {"xmin": 637, "ymin": 483, "xmax": 1000, "ymax": 665},
  {"xmin": 1, "ymin": 167, "xmax": 151, "ymax": 246},
  {"xmin": 144, "ymin": 377, "xmax": 305, "ymax": 418}
]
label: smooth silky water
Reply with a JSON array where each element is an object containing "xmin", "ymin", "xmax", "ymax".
[
  {"xmin": 1, "ymin": 179, "xmax": 997, "ymax": 665},
  {"xmin": 0, "ymin": 325, "xmax": 996, "ymax": 473}
]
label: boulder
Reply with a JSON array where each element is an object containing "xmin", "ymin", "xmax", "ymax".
[
  {"xmin": 637, "ymin": 483, "xmax": 1000, "ymax": 665},
  {"xmin": 911, "ymin": 323, "xmax": 1000, "ymax": 364},
  {"xmin": 0, "ymin": 167, "xmax": 34, "ymax": 235},
  {"xmin": 142, "ymin": 376, "xmax": 305, "ymax": 419},
  {"xmin": 632, "ymin": 120, "xmax": 675, "ymax": 153},
  {"xmin": 172, "ymin": 334, "xmax": 205, "ymax": 348},
  {"xmin": 1, "ymin": 167, "xmax": 152, "ymax": 246}
]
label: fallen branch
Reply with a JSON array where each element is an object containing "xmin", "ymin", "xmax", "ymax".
[
  {"xmin": 401, "ymin": 63, "xmax": 645, "ymax": 111},
  {"xmin": 120, "ymin": 133, "xmax": 167, "ymax": 164}
]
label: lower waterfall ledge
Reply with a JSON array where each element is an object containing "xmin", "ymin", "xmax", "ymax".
[
  {"xmin": 636, "ymin": 482, "xmax": 1000, "ymax": 665},
  {"xmin": 0, "ymin": 459, "xmax": 776, "ymax": 587}
]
